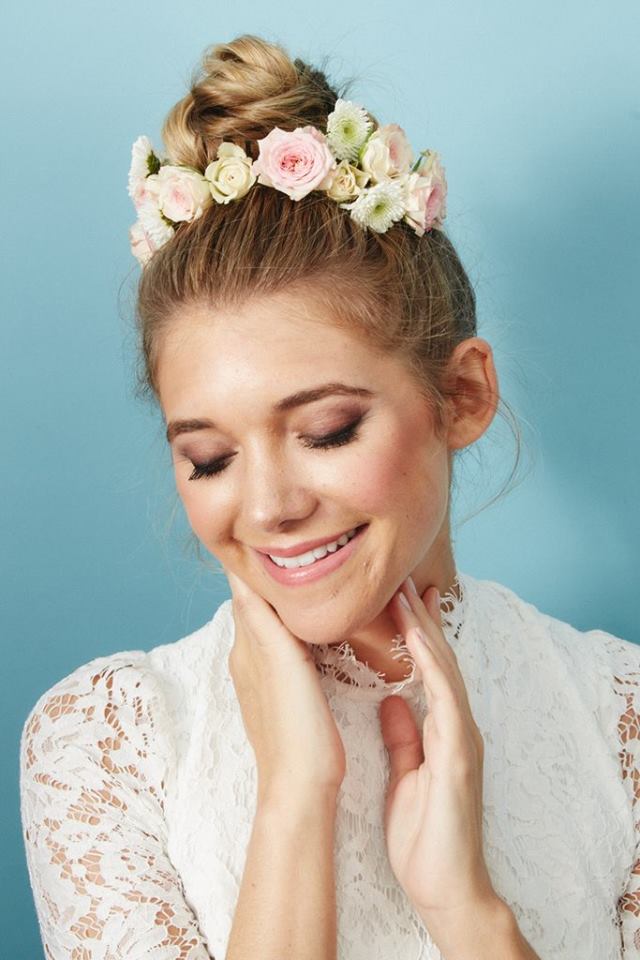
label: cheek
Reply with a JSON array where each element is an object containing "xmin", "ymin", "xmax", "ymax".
[
  {"xmin": 338, "ymin": 423, "xmax": 444, "ymax": 519},
  {"xmin": 177, "ymin": 478, "xmax": 229, "ymax": 548}
]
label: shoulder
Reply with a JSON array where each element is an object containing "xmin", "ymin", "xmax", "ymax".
[
  {"xmin": 461, "ymin": 570, "xmax": 637, "ymax": 663},
  {"xmin": 20, "ymin": 598, "xmax": 235, "ymax": 785}
]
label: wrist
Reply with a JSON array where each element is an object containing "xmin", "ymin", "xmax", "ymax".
[
  {"xmin": 418, "ymin": 894, "xmax": 517, "ymax": 959},
  {"xmin": 257, "ymin": 782, "xmax": 340, "ymax": 819}
]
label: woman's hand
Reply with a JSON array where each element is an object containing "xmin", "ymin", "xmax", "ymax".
[
  {"xmin": 379, "ymin": 576, "xmax": 498, "ymax": 925},
  {"xmin": 225, "ymin": 570, "xmax": 346, "ymax": 804}
]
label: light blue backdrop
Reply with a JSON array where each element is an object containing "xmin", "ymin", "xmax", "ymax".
[{"xmin": 2, "ymin": 0, "xmax": 638, "ymax": 952}]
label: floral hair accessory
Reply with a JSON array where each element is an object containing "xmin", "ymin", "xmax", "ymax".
[{"xmin": 127, "ymin": 98, "xmax": 447, "ymax": 266}]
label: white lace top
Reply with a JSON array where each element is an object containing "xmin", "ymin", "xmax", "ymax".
[{"xmin": 19, "ymin": 571, "xmax": 640, "ymax": 959}]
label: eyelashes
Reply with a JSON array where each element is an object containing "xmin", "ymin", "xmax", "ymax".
[{"xmin": 186, "ymin": 414, "xmax": 365, "ymax": 481}]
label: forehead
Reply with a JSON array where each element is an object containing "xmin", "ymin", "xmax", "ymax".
[{"xmin": 156, "ymin": 293, "xmax": 409, "ymax": 412}]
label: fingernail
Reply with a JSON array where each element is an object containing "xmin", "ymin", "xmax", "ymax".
[
  {"xmin": 407, "ymin": 575, "xmax": 418, "ymax": 595},
  {"xmin": 399, "ymin": 591, "xmax": 412, "ymax": 611}
]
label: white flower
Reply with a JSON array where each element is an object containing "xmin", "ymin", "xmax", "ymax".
[
  {"xmin": 128, "ymin": 135, "xmax": 160, "ymax": 198},
  {"xmin": 129, "ymin": 220, "xmax": 154, "ymax": 266},
  {"xmin": 204, "ymin": 142, "xmax": 256, "ymax": 204},
  {"xmin": 130, "ymin": 172, "xmax": 161, "ymax": 212},
  {"xmin": 324, "ymin": 159, "xmax": 370, "ymax": 202},
  {"xmin": 340, "ymin": 179, "xmax": 407, "ymax": 233},
  {"xmin": 138, "ymin": 203, "xmax": 175, "ymax": 249},
  {"xmin": 157, "ymin": 165, "xmax": 212, "ymax": 223},
  {"xmin": 360, "ymin": 123, "xmax": 414, "ymax": 182},
  {"xmin": 326, "ymin": 99, "xmax": 374, "ymax": 163}
]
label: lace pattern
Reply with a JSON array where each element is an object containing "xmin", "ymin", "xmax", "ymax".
[
  {"xmin": 310, "ymin": 573, "xmax": 465, "ymax": 696},
  {"xmin": 19, "ymin": 572, "xmax": 640, "ymax": 959},
  {"xmin": 608, "ymin": 633, "xmax": 640, "ymax": 956},
  {"xmin": 20, "ymin": 656, "xmax": 212, "ymax": 959}
]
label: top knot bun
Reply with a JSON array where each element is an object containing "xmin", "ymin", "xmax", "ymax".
[{"xmin": 162, "ymin": 34, "xmax": 344, "ymax": 169}]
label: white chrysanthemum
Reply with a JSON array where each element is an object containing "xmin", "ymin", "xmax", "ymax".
[
  {"xmin": 326, "ymin": 99, "xmax": 373, "ymax": 163},
  {"xmin": 128, "ymin": 135, "xmax": 160, "ymax": 198},
  {"xmin": 138, "ymin": 203, "xmax": 175, "ymax": 249},
  {"xmin": 339, "ymin": 179, "xmax": 407, "ymax": 233}
]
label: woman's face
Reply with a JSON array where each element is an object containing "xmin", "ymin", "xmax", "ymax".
[{"xmin": 156, "ymin": 290, "xmax": 458, "ymax": 647}]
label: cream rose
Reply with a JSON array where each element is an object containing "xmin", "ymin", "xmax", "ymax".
[
  {"xmin": 360, "ymin": 123, "xmax": 414, "ymax": 183},
  {"xmin": 325, "ymin": 159, "xmax": 370, "ymax": 203},
  {"xmin": 157, "ymin": 165, "xmax": 213, "ymax": 223},
  {"xmin": 204, "ymin": 142, "xmax": 256, "ymax": 204}
]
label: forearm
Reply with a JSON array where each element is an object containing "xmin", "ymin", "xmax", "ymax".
[
  {"xmin": 226, "ymin": 788, "xmax": 339, "ymax": 960},
  {"xmin": 419, "ymin": 895, "xmax": 542, "ymax": 960}
]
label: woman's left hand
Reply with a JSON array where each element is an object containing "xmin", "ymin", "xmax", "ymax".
[{"xmin": 379, "ymin": 576, "xmax": 498, "ymax": 925}]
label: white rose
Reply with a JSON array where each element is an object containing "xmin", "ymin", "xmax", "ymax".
[
  {"xmin": 157, "ymin": 165, "xmax": 213, "ymax": 223},
  {"xmin": 360, "ymin": 123, "xmax": 414, "ymax": 183},
  {"xmin": 204, "ymin": 142, "xmax": 256, "ymax": 204},
  {"xmin": 325, "ymin": 159, "xmax": 370, "ymax": 202}
]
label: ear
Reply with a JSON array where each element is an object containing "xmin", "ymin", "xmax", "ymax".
[{"xmin": 443, "ymin": 337, "xmax": 499, "ymax": 450}]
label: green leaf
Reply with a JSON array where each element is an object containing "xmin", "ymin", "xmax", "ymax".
[{"xmin": 147, "ymin": 151, "xmax": 161, "ymax": 176}]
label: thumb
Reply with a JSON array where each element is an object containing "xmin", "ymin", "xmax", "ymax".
[
  {"xmin": 226, "ymin": 569, "xmax": 250, "ymax": 595},
  {"xmin": 379, "ymin": 695, "xmax": 423, "ymax": 794}
]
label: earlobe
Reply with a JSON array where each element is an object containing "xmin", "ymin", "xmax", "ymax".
[{"xmin": 445, "ymin": 338, "xmax": 499, "ymax": 450}]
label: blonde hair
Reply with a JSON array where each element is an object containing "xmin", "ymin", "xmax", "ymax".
[{"xmin": 133, "ymin": 33, "xmax": 523, "ymax": 508}]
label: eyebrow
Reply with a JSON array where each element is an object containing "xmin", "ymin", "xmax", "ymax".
[{"xmin": 165, "ymin": 382, "xmax": 375, "ymax": 444}]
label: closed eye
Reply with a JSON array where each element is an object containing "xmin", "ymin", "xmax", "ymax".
[{"xmin": 186, "ymin": 414, "xmax": 365, "ymax": 481}]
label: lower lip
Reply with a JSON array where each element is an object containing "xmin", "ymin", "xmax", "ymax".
[{"xmin": 254, "ymin": 524, "xmax": 369, "ymax": 586}]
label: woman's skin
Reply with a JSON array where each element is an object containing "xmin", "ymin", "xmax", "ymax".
[{"xmin": 157, "ymin": 286, "xmax": 499, "ymax": 682}]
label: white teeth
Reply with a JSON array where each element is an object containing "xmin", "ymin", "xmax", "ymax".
[{"xmin": 269, "ymin": 527, "xmax": 360, "ymax": 568}]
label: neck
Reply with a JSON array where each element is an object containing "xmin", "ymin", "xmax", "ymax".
[{"xmin": 340, "ymin": 546, "xmax": 460, "ymax": 683}]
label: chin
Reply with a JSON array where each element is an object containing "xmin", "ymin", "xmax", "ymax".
[{"xmin": 274, "ymin": 591, "xmax": 385, "ymax": 648}]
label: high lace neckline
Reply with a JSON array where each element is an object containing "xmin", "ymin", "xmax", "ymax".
[{"xmin": 309, "ymin": 572, "xmax": 468, "ymax": 699}]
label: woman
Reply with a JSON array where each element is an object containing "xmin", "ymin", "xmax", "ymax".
[{"xmin": 19, "ymin": 33, "xmax": 640, "ymax": 960}]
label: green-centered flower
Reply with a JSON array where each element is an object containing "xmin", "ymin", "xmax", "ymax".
[
  {"xmin": 326, "ymin": 99, "xmax": 374, "ymax": 163},
  {"xmin": 339, "ymin": 179, "xmax": 407, "ymax": 233}
]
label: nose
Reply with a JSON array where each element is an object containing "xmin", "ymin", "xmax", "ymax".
[{"xmin": 239, "ymin": 442, "xmax": 316, "ymax": 534}]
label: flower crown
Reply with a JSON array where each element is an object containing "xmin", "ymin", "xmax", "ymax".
[{"xmin": 127, "ymin": 98, "xmax": 447, "ymax": 266}]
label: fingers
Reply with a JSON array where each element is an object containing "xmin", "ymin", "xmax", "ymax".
[
  {"xmin": 396, "ymin": 578, "xmax": 461, "ymax": 677},
  {"xmin": 391, "ymin": 579, "xmax": 476, "ymax": 733},
  {"xmin": 225, "ymin": 570, "xmax": 300, "ymax": 658}
]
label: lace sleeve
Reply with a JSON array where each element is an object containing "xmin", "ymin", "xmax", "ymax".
[
  {"xmin": 19, "ymin": 654, "xmax": 213, "ymax": 959},
  {"xmin": 606, "ymin": 633, "xmax": 640, "ymax": 958}
]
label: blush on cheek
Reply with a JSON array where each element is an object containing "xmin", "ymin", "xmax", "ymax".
[{"xmin": 341, "ymin": 435, "xmax": 412, "ymax": 514}]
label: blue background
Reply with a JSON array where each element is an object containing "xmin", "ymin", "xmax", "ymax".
[{"xmin": 2, "ymin": 0, "xmax": 638, "ymax": 952}]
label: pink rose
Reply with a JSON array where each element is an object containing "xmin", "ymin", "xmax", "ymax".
[
  {"xmin": 403, "ymin": 152, "xmax": 447, "ymax": 236},
  {"xmin": 129, "ymin": 220, "xmax": 154, "ymax": 266},
  {"xmin": 157, "ymin": 165, "xmax": 212, "ymax": 223},
  {"xmin": 252, "ymin": 126, "xmax": 337, "ymax": 201},
  {"xmin": 130, "ymin": 172, "xmax": 161, "ymax": 212}
]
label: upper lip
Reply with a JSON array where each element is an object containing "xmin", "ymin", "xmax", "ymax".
[{"xmin": 252, "ymin": 524, "xmax": 365, "ymax": 558}]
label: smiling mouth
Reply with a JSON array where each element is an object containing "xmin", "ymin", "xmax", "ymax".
[
  {"xmin": 255, "ymin": 523, "xmax": 369, "ymax": 585},
  {"xmin": 267, "ymin": 524, "xmax": 365, "ymax": 568}
]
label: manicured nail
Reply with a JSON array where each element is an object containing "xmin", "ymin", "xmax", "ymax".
[
  {"xmin": 399, "ymin": 591, "xmax": 412, "ymax": 611},
  {"xmin": 407, "ymin": 575, "xmax": 418, "ymax": 594},
  {"xmin": 414, "ymin": 627, "xmax": 428, "ymax": 646}
]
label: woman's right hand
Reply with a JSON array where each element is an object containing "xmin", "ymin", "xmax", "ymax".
[{"xmin": 225, "ymin": 569, "xmax": 347, "ymax": 804}]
